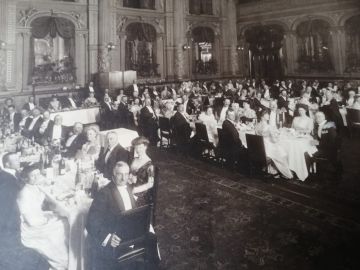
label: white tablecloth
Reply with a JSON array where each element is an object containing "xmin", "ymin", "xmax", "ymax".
[
  {"xmin": 99, "ymin": 128, "xmax": 139, "ymax": 149},
  {"xmin": 50, "ymin": 107, "xmax": 100, "ymax": 127}
]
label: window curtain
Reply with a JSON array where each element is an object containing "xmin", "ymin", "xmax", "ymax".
[
  {"xmin": 189, "ymin": 0, "xmax": 213, "ymax": 15},
  {"xmin": 345, "ymin": 15, "xmax": 360, "ymax": 72},
  {"xmin": 29, "ymin": 16, "xmax": 75, "ymax": 84},
  {"xmin": 192, "ymin": 27, "xmax": 215, "ymax": 43},
  {"xmin": 125, "ymin": 23, "xmax": 157, "ymax": 42}
]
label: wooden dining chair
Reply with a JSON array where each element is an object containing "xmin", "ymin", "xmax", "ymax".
[
  {"xmin": 245, "ymin": 134, "xmax": 271, "ymax": 177},
  {"xmin": 195, "ymin": 122, "xmax": 215, "ymax": 160}
]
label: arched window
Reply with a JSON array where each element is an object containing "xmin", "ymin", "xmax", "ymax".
[
  {"xmin": 191, "ymin": 27, "xmax": 217, "ymax": 74},
  {"xmin": 345, "ymin": 15, "xmax": 360, "ymax": 73},
  {"xmin": 30, "ymin": 16, "xmax": 76, "ymax": 85},
  {"xmin": 189, "ymin": 0, "xmax": 213, "ymax": 15},
  {"xmin": 245, "ymin": 25, "xmax": 284, "ymax": 79},
  {"xmin": 125, "ymin": 23, "xmax": 158, "ymax": 77},
  {"xmin": 296, "ymin": 19, "xmax": 334, "ymax": 72},
  {"xmin": 123, "ymin": 0, "xmax": 155, "ymax": 9}
]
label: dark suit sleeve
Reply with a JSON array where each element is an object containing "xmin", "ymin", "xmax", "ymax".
[{"xmin": 86, "ymin": 189, "xmax": 113, "ymax": 246}]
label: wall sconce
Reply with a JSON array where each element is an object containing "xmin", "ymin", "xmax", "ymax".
[
  {"xmin": 183, "ymin": 44, "xmax": 191, "ymax": 50},
  {"xmin": 237, "ymin": 45, "xmax": 244, "ymax": 51},
  {"xmin": 0, "ymin": 40, "xmax": 6, "ymax": 50},
  {"xmin": 322, "ymin": 46, "xmax": 328, "ymax": 50},
  {"xmin": 106, "ymin": 42, "xmax": 116, "ymax": 52}
]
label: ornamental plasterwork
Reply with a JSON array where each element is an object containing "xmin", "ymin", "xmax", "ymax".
[
  {"xmin": 116, "ymin": 14, "xmax": 165, "ymax": 34},
  {"xmin": 18, "ymin": 8, "xmax": 38, "ymax": 26},
  {"xmin": 70, "ymin": 12, "xmax": 86, "ymax": 28},
  {"xmin": 116, "ymin": 15, "xmax": 128, "ymax": 33},
  {"xmin": 186, "ymin": 21, "xmax": 221, "ymax": 36}
]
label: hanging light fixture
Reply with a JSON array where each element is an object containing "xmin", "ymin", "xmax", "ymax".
[{"xmin": 106, "ymin": 42, "xmax": 116, "ymax": 52}]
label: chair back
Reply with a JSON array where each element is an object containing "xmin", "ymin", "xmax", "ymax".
[
  {"xmin": 159, "ymin": 117, "xmax": 171, "ymax": 132},
  {"xmin": 217, "ymin": 128, "xmax": 225, "ymax": 149},
  {"xmin": 347, "ymin": 108, "xmax": 360, "ymax": 125},
  {"xmin": 195, "ymin": 122, "xmax": 210, "ymax": 143},
  {"xmin": 245, "ymin": 134, "xmax": 267, "ymax": 167},
  {"xmin": 116, "ymin": 204, "xmax": 152, "ymax": 246}
]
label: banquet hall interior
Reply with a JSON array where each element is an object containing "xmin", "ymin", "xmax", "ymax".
[{"xmin": 0, "ymin": 0, "xmax": 360, "ymax": 269}]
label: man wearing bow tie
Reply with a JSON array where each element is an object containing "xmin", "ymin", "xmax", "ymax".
[
  {"xmin": 139, "ymin": 98, "xmax": 159, "ymax": 146},
  {"xmin": 86, "ymin": 162, "xmax": 160, "ymax": 270},
  {"xmin": 170, "ymin": 103, "xmax": 192, "ymax": 155},
  {"xmin": 96, "ymin": 132, "xmax": 130, "ymax": 179}
]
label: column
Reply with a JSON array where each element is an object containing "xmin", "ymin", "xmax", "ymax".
[
  {"xmin": 88, "ymin": 0, "xmax": 99, "ymax": 77},
  {"xmin": 19, "ymin": 30, "xmax": 31, "ymax": 91},
  {"xmin": 284, "ymin": 30, "xmax": 297, "ymax": 75},
  {"xmin": 75, "ymin": 31, "xmax": 88, "ymax": 86},
  {"xmin": 156, "ymin": 33, "xmax": 165, "ymax": 78},
  {"xmin": 173, "ymin": 0, "xmax": 186, "ymax": 79},
  {"xmin": 119, "ymin": 32, "xmax": 126, "ymax": 72}
]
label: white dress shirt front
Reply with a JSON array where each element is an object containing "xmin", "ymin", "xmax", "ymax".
[{"xmin": 52, "ymin": 125, "xmax": 62, "ymax": 140}]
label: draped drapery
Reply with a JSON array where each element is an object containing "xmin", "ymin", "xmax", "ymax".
[
  {"xmin": 125, "ymin": 22, "xmax": 157, "ymax": 42},
  {"xmin": 296, "ymin": 19, "xmax": 334, "ymax": 72},
  {"xmin": 192, "ymin": 27, "xmax": 215, "ymax": 43},
  {"xmin": 29, "ymin": 16, "xmax": 76, "ymax": 84},
  {"xmin": 189, "ymin": 0, "xmax": 213, "ymax": 15},
  {"xmin": 30, "ymin": 16, "xmax": 75, "ymax": 39},
  {"xmin": 345, "ymin": 15, "xmax": 360, "ymax": 72}
]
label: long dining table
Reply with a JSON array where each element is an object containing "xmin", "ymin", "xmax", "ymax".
[{"xmin": 50, "ymin": 107, "xmax": 100, "ymax": 127}]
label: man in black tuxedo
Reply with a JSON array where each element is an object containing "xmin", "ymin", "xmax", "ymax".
[
  {"xmin": 182, "ymin": 94, "xmax": 195, "ymax": 115},
  {"xmin": 64, "ymin": 122, "xmax": 87, "ymax": 158},
  {"xmin": 0, "ymin": 152, "xmax": 49, "ymax": 270},
  {"xmin": 277, "ymin": 89, "xmax": 289, "ymax": 112},
  {"xmin": 62, "ymin": 92, "xmax": 78, "ymax": 109},
  {"xmin": 7, "ymin": 105, "xmax": 22, "ymax": 132},
  {"xmin": 23, "ymin": 96, "xmax": 36, "ymax": 112},
  {"xmin": 139, "ymin": 98, "xmax": 159, "ymax": 146},
  {"xmin": 270, "ymin": 80, "xmax": 280, "ymax": 99},
  {"xmin": 321, "ymin": 91, "xmax": 344, "ymax": 132},
  {"xmin": 222, "ymin": 109, "xmax": 245, "ymax": 169},
  {"xmin": 101, "ymin": 95, "xmax": 116, "ymax": 130},
  {"xmin": 96, "ymin": 132, "xmax": 130, "ymax": 179},
  {"xmin": 22, "ymin": 107, "xmax": 43, "ymax": 140},
  {"xmin": 170, "ymin": 103, "xmax": 192, "ymax": 155},
  {"xmin": 117, "ymin": 95, "xmax": 132, "ymax": 128},
  {"xmin": 86, "ymin": 162, "xmax": 160, "ymax": 270},
  {"xmin": 42, "ymin": 115, "xmax": 68, "ymax": 145}
]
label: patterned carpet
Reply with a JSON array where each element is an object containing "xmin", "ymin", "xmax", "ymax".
[{"xmin": 150, "ymin": 145, "xmax": 360, "ymax": 270}]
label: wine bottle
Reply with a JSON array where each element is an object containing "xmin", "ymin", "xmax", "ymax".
[{"xmin": 59, "ymin": 158, "xmax": 66, "ymax": 175}]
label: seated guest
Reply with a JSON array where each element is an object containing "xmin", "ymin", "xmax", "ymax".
[
  {"xmin": 115, "ymin": 89, "xmax": 125, "ymax": 105},
  {"xmin": 268, "ymin": 101, "xmax": 285, "ymax": 129},
  {"xmin": 130, "ymin": 97, "xmax": 142, "ymax": 127},
  {"xmin": 222, "ymin": 109, "xmax": 244, "ymax": 168},
  {"xmin": 161, "ymin": 101, "xmax": 175, "ymax": 119},
  {"xmin": 17, "ymin": 165, "xmax": 69, "ymax": 270},
  {"xmin": 241, "ymin": 101, "xmax": 256, "ymax": 122},
  {"xmin": 215, "ymin": 98, "xmax": 231, "ymax": 125},
  {"xmin": 97, "ymin": 132, "xmax": 129, "ymax": 180},
  {"xmin": 129, "ymin": 137, "xmax": 155, "ymax": 206},
  {"xmin": 86, "ymin": 162, "xmax": 160, "ymax": 270},
  {"xmin": 18, "ymin": 108, "xmax": 30, "ymax": 131},
  {"xmin": 62, "ymin": 92, "xmax": 78, "ymax": 109},
  {"xmin": 22, "ymin": 107, "xmax": 43, "ymax": 140},
  {"xmin": 1, "ymin": 97, "xmax": 14, "ymax": 118},
  {"xmin": 87, "ymin": 81, "xmax": 96, "ymax": 95},
  {"xmin": 278, "ymin": 88, "xmax": 289, "ymax": 112},
  {"xmin": 38, "ymin": 110, "xmax": 52, "ymax": 136},
  {"xmin": 101, "ymin": 95, "xmax": 115, "ymax": 130},
  {"xmin": 23, "ymin": 96, "xmax": 36, "ymax": 112},
  {"xmin": 346, "ymin": 89, "xmax": 356, "ymax": 107},
  {"xmin": 139, "ymin": 98, "xmax": 159, "ymax": 146},
  {"xmin": 321, "ymin": 90, "xmax": 344, "ymax": 131},
  {"xmin": 0, "ymin": 153, "xmax": 49, "ymax": 270},
  {"xmin": 255, "ymin": 111, "xmax": 293, "ymax": 179},
  {"xmin": 311, "ymin": 111, "xmax": 341, "ymax": 168},
  {"xmin": 292, "ymin": 104, "xmax": 314, "ymax": 135},
  {"xmin": 48, "ymin": 95, "xmax": 62, "ymax": 112},
  {"xmin": 7, "ymin": 105, "xmax": 21, "ymax": 132},
  {"xmin": 352, "ymin": 95, "xmax": 360, "ymax": 110},
  {"xmin": 83, "ymin": 92, "xmax": 99, "ymax": 107},
  {"xmin": 160, "ymin": 86, "xmax": 172, "ymax": 100},
  {"xmin": 117, "ymin": 95, "xmax": 132, "ymax": 128},
  {"xmin": 64, "ymin": 122, "xmax": 87, "ymax": 158},
  {"xmin": 231, "ymin": 102, "xmax": 243, "ymax": 123},
  {"xmin": 198, "ymin": 106, "xmax": 218, "ymax": 146},
  {"xmin": 170, "ymin": 103, "xmax": 192, "ymax": 154},
  {"xmin": 182, "ymin": 94, "xmax": 195, "ymax": 115},
  {"xmin": 43, "ymin": 115, "xmax": 67, "ymax": 145},
  {"xmin": 77, "ymin": 124, "xmax": 101, "ymax": 161}
]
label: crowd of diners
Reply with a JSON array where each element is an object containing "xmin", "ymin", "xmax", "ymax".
[{"xmin": 1, "ymin": 78, "xmax": 359, "ymax": 179}]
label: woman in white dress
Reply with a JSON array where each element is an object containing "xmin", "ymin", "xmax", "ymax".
[
  {"xmin": 292, "ymin": 104, "xmax": 314, "ymax": 135},
  {"xmin": 255, "ymin": 111, "xmax": 293, "ymax": 179},
  {"xmin": 17, "ymin": 165, "xmax": 69, "ymax": 270},
  {"xmin": 198, "ymin": 106, "xmax": 218, "ymax": 146},
  {"xmin": 76, "ymin": 124, "xmax": 101, "ymax": 162}
]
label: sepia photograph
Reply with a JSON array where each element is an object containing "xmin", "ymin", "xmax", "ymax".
[{"xmin": 0, "ymin": 0, "xmax": 359, "ymax": 269}]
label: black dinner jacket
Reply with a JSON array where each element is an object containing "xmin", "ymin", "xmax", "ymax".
[
  {"xmin": 62, "ymin": 97, "xmax": 78, "ymax": 109},
  {"xmin": 43, "ymin": 122, "xmax": 68, "ymax": 143},
  {"xmin": 184, "ymin": 100, "xmax": 195, "ymax": 115},
  {"xmin": 314, "ymin": 121, "xmax": 339, "ymax": 162},
  {"xmin": 96, "ymin": 144, "xmax": 130, "ymax": 180},
  {"xmin": 277, "ymin": 96, "xmax": 289, "ymax": 111},
  {"xmin": 22, "ymin": 102, "xmax": 36, "ymax": 112},
  {"xmin": 222, "ymin": 119, "xmax": 242, "ymax": 149},
  {"xmin": 117, "ymin": 102, "xmax": 131, "ymax": 126},
  {"xmin": 8, "ymin": 112, "xmax": 22, "ymax": 132},
  {"xmin": 170, "ymin": 111, "xmax": 191, "ymax": 143},
  {"xmin": 22, "ymin": 116, "xmax": 43, "ymax": 139},
  {"xmin": 64, "ymin": 132, "xmax": 87, "ymax": 158},
  {"xmin": 86, "ymin": 182, "xmax": 136, "ymax": 247},
  {"xmin": 139, "ymin": 106, "xmax": 157, "ymax": 125},
  {"xmin": 321, "ymin": 98, "xmax": 344, "ymax": 129}
]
